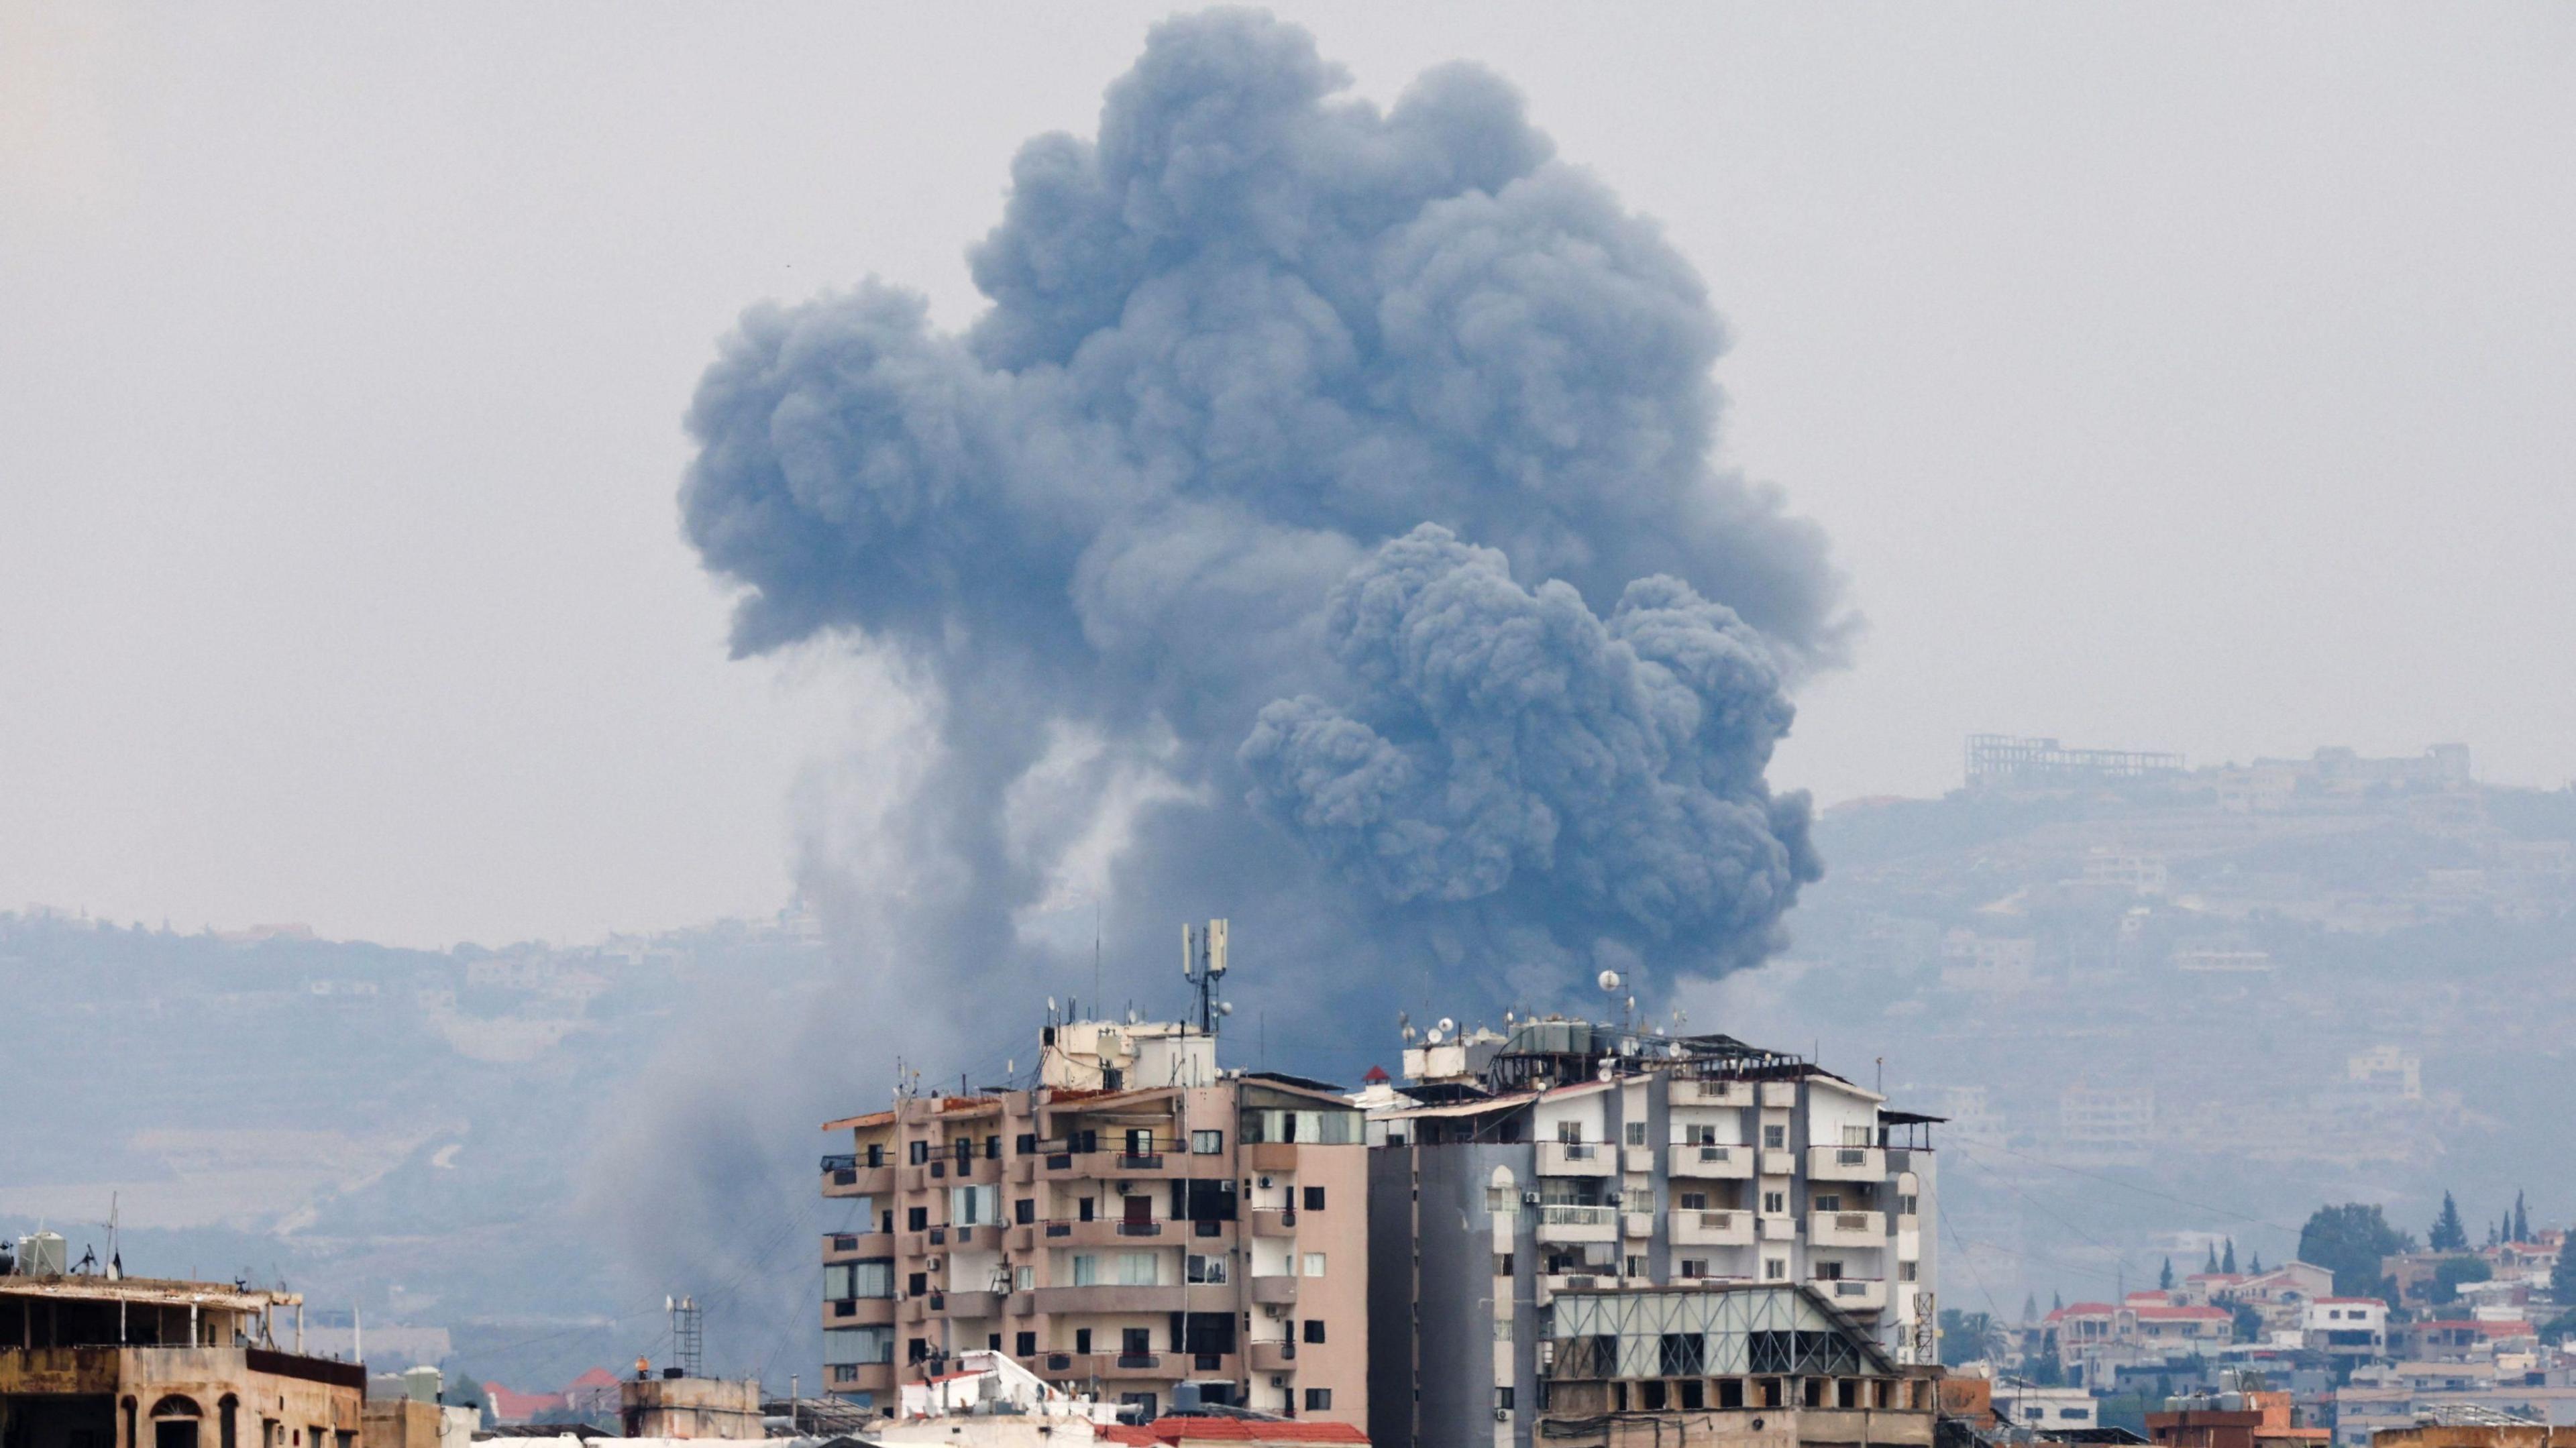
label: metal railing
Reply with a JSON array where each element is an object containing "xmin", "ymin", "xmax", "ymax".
[
  {"xmin": 1115, "ymin": 1221, "xmax": 1163, "ymax": 1237},
  {"xmin": 1538, "ymin": 1205, "xmax": 1616, "ymax": 1226}
]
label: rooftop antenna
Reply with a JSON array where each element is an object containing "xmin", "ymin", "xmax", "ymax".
[
  {"xmin": 667, "ymin": 1294, "xmax": 703, "ymax": 1377},
  {"xmin": 1093, "ymin": 899, "xmax": 1102, "ymax": 1017},
  {"xmin": 1182, "ymin": 919, "xmax": 1230, "ymax": 1035}
]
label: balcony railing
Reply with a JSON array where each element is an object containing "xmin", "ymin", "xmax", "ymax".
[
  {"xmin": 821, "ymin": 1153, "xmax": 860, "ymax": 1170},
  {"xmin": 1115, "ymin": 1221, "xmax": 1163, "ymax": 1237},
  {"xmin": 1115, "ymin": 1152, "xmax": 1165, "ymax": 1170}
]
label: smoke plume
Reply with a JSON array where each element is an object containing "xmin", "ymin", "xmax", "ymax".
[
  {"xmin": 684, "ymin": 10, "xmax": 1837, "ymax": 1025},
  {"xmin": 608, "ymin": 10, "xmax": 1844, "ymax": 1363}
]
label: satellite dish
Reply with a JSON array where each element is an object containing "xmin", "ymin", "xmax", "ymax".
[
  {"xmin": 1397, "ymin": 1010, "xmax": 1409, "ymax": 1028},
  {"xmin": 1425, "ymin": 1028, "xmax": 1444, "ymax": 1045},
  {"xmin": 1047, "ymin": 997, "xmax": 1057, "ymax": 1013},
  {"xmin": 1436, "ymin": 1017, "xmax": 1456, "ymax": 1035},
  {"xmin": 1401, "ymin": 1025, "xmax": 1418, "ymax": 1042},
  {"xmin": 1218, "ymin": 1001, "xmax": 1234, "ymax": 1017},
  {"xmin": 1597, "ymin": 970, "xmax": 1622, "ymax": 993},
  {"xmin": 1625, "ymin": 995, "xmax": 1637, "ymax": 1015},
  {"xmin": 1504, "ymin": 1010, "xmax": 1517, "ymax": 1025}
]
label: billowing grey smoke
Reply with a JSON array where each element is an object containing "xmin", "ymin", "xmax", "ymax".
[{"xmin": 682, "ymin": 5, "xmax": 1837, "ymax": 1044}]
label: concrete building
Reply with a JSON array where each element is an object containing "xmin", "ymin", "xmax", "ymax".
[
  {"xmin": 1363, "ymin": 1019, "xmax": 1937, "ymax": 1448},
  {"xmin": 616, "ymin": 1372, "xmax": 762, "ymax": 1439},
  {"xmin": 2145, "ymin": 1388, "xmax": 2330, "ymax": 1448},
  {"xmin": 0, "ymin": 1272, "xmax": 362, "ymax": 1448},
  {"xmin": 2303, "ymin": 1300, "xmax": 2390, "ymax": 1363},
  {"xmin": 1991, "ymin": 1378, "xmax": 2100, "ymax": 1431},
  {"xmin": 818, "ymin": 1010, "xmax": 1368, "ymax": 1429},
  {"xmin": 1533, "ymin": 1282, "xmax": 1939, "ymax": 1448}
]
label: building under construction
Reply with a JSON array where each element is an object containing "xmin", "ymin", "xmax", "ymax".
[{"xmin": 1965, "ymin": 735, "xmax": 2186, "ymax": 791}]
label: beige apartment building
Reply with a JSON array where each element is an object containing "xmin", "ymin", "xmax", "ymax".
[{"xmin": 819, "ymin": 1015, "xmax": 1367, "ymax": 1430}]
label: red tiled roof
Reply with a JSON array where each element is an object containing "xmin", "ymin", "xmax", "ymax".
[
  {"xmin": 2135, "ymin": 1306, "xmax": 2231, "ymax": 1321},
  {"xmin": 1099, "ymin": 1427, "xmax": 1161, "ymax": 1445},
  {"xmin": 564, "ymin": 1368, "xmax": 619, "ymax": 1389},
  {"xmin": 1144, "ymin": 1419, "xmax": 1371, "ymax": 1444},
  {"xmin": 2314, "ymin": 1297, "xmax": 2385, "ymax": 1306},
  {"xmin": 2047, "ymin": 1302, "xmax": 2118, "ymax": 1321}
]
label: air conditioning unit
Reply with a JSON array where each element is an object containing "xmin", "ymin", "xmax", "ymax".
[
  {"xmin": 1495, "ymin": 1409, "xmax": 1511, "ymax": 1422},
  {"xmin": 926, "ymin": 1256, "xmax": 943, "ymax": 1271},
  {"xmin": 1522, "ymin": 1190, "xmax": 1541, "ymax": 1206},
  {"xmin": 1270, "ymin": 1376, "xmax": 1287, "ymax": 1389},
  {"xmin": 1261, "ymin": 1302, "xmax": 1289, "ymax": 1319},
  {"xmin": 1258, "ymin": 1176, "xmax": 1274, "ymax": 1190}
]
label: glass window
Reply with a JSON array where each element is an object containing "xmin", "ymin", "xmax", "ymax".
[
  {"xmin": 1898, "ymin": 1194, "xmax": 1919, "ymax": 1217},
  {"xmin": 1762, "ymin": 1191, "xmax": 1785, "ymax": 1215},
  {"xmin": 1680, "ymin": 1192, "xmax": 1707, "ymax": 1211},
  {"xmin": 1191, "ymin": 1130, "xmax": 1222, "ymax": 1154},
  {"xmin": 1494, "ymin": 1315, "xmax": 1513, "ymax": 1341},
  {"xmin": 1302, "ymin": 1319, "xmax": 1326, "ymax": 1344},
  {"xmin": 1843, "ymin": 1124, "xmax": 1872, "ymax": 1146},
  {"xmin": 1071, "ymin": 1254, "xmax": 1097, "ymax": 1286},
  {"xmin": 1762, "ymin": 1124, "xmax": 1786, "ymax": 1148},
  {"xmin": 1303, "ymin": 1186, "xmax": 1325, "ymax": 1211},
  {"xmin": 1303, "ymin": 1390, "xmax": 1332, "ymax": 1412},
  {"xmin": 1187, "ymin": 1254, "xmax": 1229, "ymax": 1284},
  {"xmin": 1119, "ymin": 1251, "xmax": 1157, "ymax": 1286},
  {"xmin": 908, "ymin": 1140, "xmax": 929, "ymax": 1165},
  {"xmin": 822, "ymin": 1326, "xmax": 894, "ymax": 1366},
  {"xmin": 1485, "ymin": 1186, "xmax": 1520, "ymax": 1214},
  {"xmin": 1016, "ymin": 1266, "xmax": 1034, "ymax": 1291},
  {"xmin": 1494, "ymin": 1253, "xmax": 1513, "ymax": 1278},
  {"xmin": 1301, "ymin": 1252, "xmax": 1326, "ymax": 1278}
]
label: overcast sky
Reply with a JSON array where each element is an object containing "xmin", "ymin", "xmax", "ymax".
[{"xmin": 4, "ymin": 3, "xmax": 2570, "ymax": 947}]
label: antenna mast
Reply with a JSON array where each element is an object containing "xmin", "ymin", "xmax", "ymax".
[
  {"xmin": 1181, "ymin": 919, "xmax": 1230, "ymax": 1036},
  {"xmin": 668, "ymin": 1294, "xmax": 703, "ymax": 1377}
]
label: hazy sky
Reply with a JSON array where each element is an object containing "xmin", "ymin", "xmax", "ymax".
[{"xmin": 5, "ymin": 3, "xmax": 2570, "ymax": 947}]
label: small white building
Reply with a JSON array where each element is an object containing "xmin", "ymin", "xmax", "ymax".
[
  {"xmin": 2302, "ymin": 1297, "xmax": 2387, "ymax": 1359},
  {"xmin": 1990, "ymin": 1378, "xmax": 2098, "ymax": 1431}
]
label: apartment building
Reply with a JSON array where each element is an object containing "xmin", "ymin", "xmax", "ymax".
[
  {"xmin": 1362, "ymin": 1019, "xmax": 1937, "ymax": 1448},
  {"xmin": 818, "ymin": 1014, "xmax": 1367, "ymax": 1429}
]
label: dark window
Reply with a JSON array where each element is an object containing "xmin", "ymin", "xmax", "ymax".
[
  {"xmin": 1015, "ymin": 1198, "xmax": 1035, "ymax": 1225},
  {"xmin": 1495, "ymin": 1253, "xmax": 1514, "ymax": 1277},
  {"xmin": 1122, "ymin": 1327, "xmax": 1151, "ymax": 1355},
  {"xmin": 1718, "ymin": 1379, "xmax": 1745, "ymax": 1410},
  {"xmin": 1302, "ymin": 1319, "xmax": 1326, "ymax": 1344},
  {"xmin": 908, "ymin": 1140, "xmax": 929, "ymax": 1164},
  {"xmin": 986, "ymin": 1135, "xmax": 1002, "ymax": 1160},
  {"xmin": 1077, "ymin": 1196, "xmax": 1095, "ymax": 1221},
  {"xmin": 1016, "ymin": 1332, "xmax": 1036, "ymax": 1357},
  {"xmin": 988, "ymin": 1333, "xmax": 1002, "ymax": 1352},
  {"xmin": 1641, "ymin": 1381, "xmax": 1668, "ymax": 1411},
  {"xmin": 907, "ymin": 1338, "xmax": 928, "ymax": 1363},
  {"xmin": 1303, "ymin": 1390, "xmax": 1332, "ymax": 1412},
  {"xmin": 1495, "ymin": 1388, "xmax": 1513, "ymax": 1412},
  {"xmin": 907, "ymin": 1272, "xmax": 927, "ymax": 1296},
  {"xmin": 1680, "ymin": 1381, "xmax": 1705, "ymax": 1411},
  {"xmin": 1302, "ymin": 1186, "xmax": 1326, "ymax": 1212},
  {"xmin": 907, "ymin": 1207, "xmax": 928, "ymax": 1231},
  {"xmin": 1075, "ymin": 1328, "xmax": 1092, "ymax": 1355},
  {"xmin": 865, "ymin": 1144, "xmax": 884, "ymax": 1167},
  {"xmin": 1016, "ymin": 1133, "xmax": 1037, "ymax": 1156}
]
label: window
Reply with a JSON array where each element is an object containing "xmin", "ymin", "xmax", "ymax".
[
  {"xmin": 908, "ymin": 1140, "xmax": 930, "ymax": 1165},
  {"xmin": 987, "ymin": 1333, "xmax": 1002, "ymax": 1351},
  {"xmin": 1078, "ymin": 1196, "xmax": 1095, "ymax": 1221},
  {"xmin": 1897, "ymin": 1193, "xmax": 1919, "ymax": 1217},
  {"xmin": 1016, "ymin": 1133, "xmax": 1037, "ymax": 1156},
  {"xmin": 1191, "ymin": 1130, "xmax": 1223, "ymax": 1154},
  {"xmin": 1900, "ymin": 1261, "xmax": 1919, "ymax": 1282},
  {"xmin": 1814, "ymin": 1260, "xmax": 1843, "ymax": 1280},
  {"xmin": 1122, "ymin": 1327, "xmax": 1151, "ymax": 1356},
  {"xmin": 1187, "ymin": 1254, "xmax": 1229, "ymax": 1284},
  {"xmin": 1762, "ymin": 1124, "xmax": 1786, "ymax": 1148},
  {"xmin": 823, "ymin": 1326, "xmax": 894, "ymax": 1366},
  {"xmin": 1291, "ymin": 1318, "xmax": 1320, "ymax": 1343},
  {"xmin": 950, "ymin": 1184, "xmax": 998, "ymax": 1225},
  {"xmin": 1494, "ymin": 1253, "xmax": 1514, "ymax": 1278},
  {"xmin": 1124, "ymin": 1127, "xmax": 1155, "ymax": 1156},
  {"xmin": 1625, "ymin": 1254, "xmax": 1646, "ymax": 1278},
  {"xmin": 1301, "ymin": 1252, "xmax": 1326, "ymax": 1278},
  {"xmin": 907, "ymin": 1272, "xmax": 927, "ymax": 1296},
  {"xmin": 907, "ymin": 1206, "xmax": 928, "ymax": 1231},
  {"xmin": 1686, "ymin": 1123, "xmax": 1716, "ymax": 1145},
  {"xmin": 1763, "ymin": 1258, "xmax": 1787, "ymax": 1281},
  {"xmin": 828, "ymin": 1260, "xmax": 894, "ymax": 1299},
  {"xmin": 1680, "ymin": 1258, "xmax": 1709, "ymax": 1279},
  {"xmin": 1495, "ymin": 1387, "xmax": 1513, "ymax": 1412},
  {"xmin": 1016, "ymin": 1331, "xmax": 1036, "ymax": 1357},
  {"xmin": 1118, "ymin": 1251, "xmax": 1157, "ymax": 1286},
  {"xmin": 1843, "ymin": 1123, "xmax": 1872, "ymax": 1146},
  {"xmin": 1074, "ymin": 1328, "xmax": 1092, "ymax": 1354},
  {"xmin": 1815, "ymin": 1193, "xmax": 1841, "ymax": 1213},
  {"xmin": 1762, "ymin": 1190, "xmax": 1785, "ymax": 1215},
  {"xmin": 1303, "ymin": 1390, "xmax": 1332, "ymax": 1412},
  {"xmin": 1485, "ymin": 1186, "xmax": 1521, "ymax": 1214},
  {"xmin": 1071, "ymin": 1254, "xmax": 1098, "ymax": 1286},
  {"xmin": 1494, "ymin": 1316, "xmax": 1513, "ymax": 1341},
  {"xmin": 1303, "ymin": 1186, "xmax": 1326, "ymax": 1211},
  {"xmin": 907, "ymin": 1337, "xmax": 928, "ymax": 1363},
  {"xmin": 1625, "ymin": 1121, "xmax": 1647, "ymax": 1147},
  {"xmin": 1014, "ymin": 1265, "xmax": 1034, "ymax": 1291},
  {"xmin": 1015, "ymin": 1198, "xmax": 1035, "ymax": 1225},
  {"xmin": 985, "ymin": 1135, "xmax": 1002, "ymax": 1159},
  {"xmin": 865, "ymin": 1144, "xmax": 885, "ymax": 1167},
  {"xmin": 1680, "ymin": 1191, "xmax": 1707, "ymax": 1211},
  {"xmin": 1556, "ymin": 1121, "xmax": 1583, "ymax": 1144}
]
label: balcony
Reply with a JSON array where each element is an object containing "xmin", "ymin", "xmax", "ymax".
[
  {"xmin": 1248, "ymin": 1142, "xmax": 1300, "ymax": 1173},
  {"xmin": 1533, "ymin": 1205, "xmax": 1618, "ymax": 1245},
  {"xmin": 1250, "ymin": 1208, "xmax": 1298, "ymax": 1239},
  {"xmin": 1807, "ymin": 1144, "xmax": 1887, "ymax": 1182},
  {"xmin": 1668, "ymin": 1143, "xmax": 1752, "ymax": 1180},
  {"xmin": 1030, "ymin": 1284, "xmax": 1191, "ymax": 1315},
  {"xmin": 1036, "ymin": 1352, "xmax": 1179, "ymax": 1384},
  {"xmin": 1248, "ymin": 1339, "xmax": 1298, "ymax": 1372},
  {"xmin": 1250, "ymin": 1274, "xmax": 1299, "ymax": 1306},
  {"xmin": 1819, "ymin": 1277, "xmax": 1888, "ymax": 1312},
  {"xmin": 1760, "ymin": 1215, "xmax": 1795, "ymax": 1241},
  {"xmin": 834, "ymin": 1362, "xmax": 895, "ymax": 1394},
  {"xmin": 820, "ymin": 1159, "xmax": 894, "ymax": 1197},
  {"xmin": 1760, "ymin": 1081, "xmax": 1798, "ymax": 1108},
  {"xmin": 1621, "ymin": 1212, "xmax": 1654, "ymax": 1240},
  {"xmin": 821, "ymin": 1297, "xmax": 896, "ymax": 1328},
  {"xmin": 937, "ymin": 1290, "xmax": 1003, "ymax": 1319},
  {"xmin": 1670, "ymin": 1078, "xmax": 1754, "ymax": 1108},
  {"xmin": 822, "ymin": 1230, "xmax": 893, "ymax": 1261},
  {"xmin": 1537, "ymin": 1272, "xmax": 1607, "ymax": 1306},
  {"xmin": 1537, "ymin": 1141, "xmax": 1613, "ymax": 1177},
  {"xmin": 1809, "ymin": 1209, "xmax": 1887, "ymax": 1247},
  {"xmin": 1759, "ymin": 1150, "xmax": 1794, "ymax": 1176},
  {"xmin": 1670, "ymin": 1209, "xmax": 1755, "ymax": 1247}
]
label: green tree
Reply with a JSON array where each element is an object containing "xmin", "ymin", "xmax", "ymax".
[
  {"xmin": 2231, "ymin": 1302, "xmax": 2265, "ymax": 1343},
  {"xmin": 2160, "ymin": 1256, "xmax": 2176, "ymax": 1291},
  {"xmin": 2430, "ymin": 1256, "xmax": 2493, "ymax": 1306},
  {"xmin": 2514, "ymin": 1192, "xmax": 2531, "ymax": 1243},
  {"xmin": 1939, "ymin": 1308, "xmax": 2008, "ymax": 1367},
  {"xmin": 2222, "ymin": 1238, "xmax": 2237, "ymax": 1274},
  {"xmin": 2249, "ymin": 1250, "xmax": 2263, "ymax": 1273},
  {"xmin": 2300, "ymin": 1203, "xmax": 2417, "ymax": 1297},
  {"xmin": 2206, "ymin": 1243, "xmax": 2221, "ymax": 1273},
  {"xmin": 2552, "ymin": 1235, "xmax": 2576, "ymax": 1304},
  {"xmin": 2430, "ymin": 1192, "xmax": 2468, "ymax": 1252}
]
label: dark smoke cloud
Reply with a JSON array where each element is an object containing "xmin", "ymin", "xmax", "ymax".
[
  {"xmin": 681, "ymin": 11, "xmax": 1838, "ymax": 1010},
  {"xmin": 621, "ymin": 9, "xmax": 1843, "ymax": 1363}
]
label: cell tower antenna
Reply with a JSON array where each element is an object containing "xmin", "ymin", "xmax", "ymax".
[{"xmin": 1182, "ymin": 919, "xmax": 1230, "ymax": 1035}]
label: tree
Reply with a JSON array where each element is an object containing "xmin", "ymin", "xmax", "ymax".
[
  {"xmin": 2206, "ymin": 1243, "xmax": 2221, "ymax": 1273},
  {"xmin": 2222, "ymin": 1238, "xmax": 2238, "ymax": 1274},
  {"xmin": 2052, "ymin": 1290, "xmax": 2063, "ymax": 1312},
  {"xmin": 2430, "ymin": 1192, "xmax": 2469, "ymax": 1252},
  {"xmin": 2023, "ymin": 1292, "xmax": 2040, "ymax": 1325},
  {"xmin": 2231, "ymin": 1302, "xmax": 2265, "ymax": 1343},
  {"xmin": 2161, "ymin": 1257, "xmax": 2176, "ymax": 1291},
  {"xmin": 2553, "ymin": 1234, "xmax": 2576, "ymax": 1304},
  {"xmin": 1940, "ymin": 1308, "xmax": 2008, "ymax": 1367},
  {"xmin": 2430, "ymin": 1256, "xmax": 2493, "ymax": 1306},
  {"xmin": 2300, "ymin": 1203, "xmax": 2417, "ymax": 1297},
  {"xmin": 2249, "ymin": 1250, "xmax": 2263, "ymax": 1273},
  {"xmin": 2514, "ymin": 1192, "xmax": 2531, "ymax": 1244}
]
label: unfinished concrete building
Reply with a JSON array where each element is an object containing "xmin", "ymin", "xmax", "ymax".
[{"xmin": 0, "ymin": 1273, "xmax": 360, "ymax": 1448}]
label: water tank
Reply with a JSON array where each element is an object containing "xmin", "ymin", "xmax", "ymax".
[
  {"xmin": 402, "ymin": 1366, "xmax": 444, "ymax": 1404},
  {"xmin": 16, "ymin": 1233, "xmax": 66, "ymax": 1276}
]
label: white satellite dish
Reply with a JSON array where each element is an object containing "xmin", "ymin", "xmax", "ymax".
[
  {"xmin": 1597, "ymin": 970, "xmax": 1622, "ymax": 993},
  {"xmin": 1424, "ymin": 1027, "xmax": 1444, "ymax": 1045},
  {"xmin": 1436, "ymin": 1017, "xmax": 1456, "ymax": 1035},
  {"xmin": 1218, "ymin": 1001, "xmax": 1234, "ymax": 1017}
]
